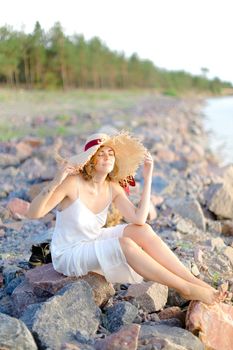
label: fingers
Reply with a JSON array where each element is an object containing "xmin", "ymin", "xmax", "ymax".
[{"xmin": 144, "ymin": 151, "xmax": 153, "ymax": 164}]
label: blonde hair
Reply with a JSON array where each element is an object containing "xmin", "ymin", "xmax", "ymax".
[{"xmin": 80, "ymin": 146, "xmax": 119, "ymax": 182}]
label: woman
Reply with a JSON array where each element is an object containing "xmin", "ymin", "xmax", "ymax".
[{"xmin": 28, "ymin": 132, "xmax": 222, "ymax": 305}]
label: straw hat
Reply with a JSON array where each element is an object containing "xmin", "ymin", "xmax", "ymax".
[{"xmin": 58, "ymin": 131, "xmax": 147, "ymax": 182}]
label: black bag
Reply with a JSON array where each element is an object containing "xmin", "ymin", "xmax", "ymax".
[{"xmin": 29, "ymin": 242, "xmax": 52, "ymax": 267}]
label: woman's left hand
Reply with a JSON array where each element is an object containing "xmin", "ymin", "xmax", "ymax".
[{"xmin": 143, "ymin": 152, "xmax": 154, "ymax": 181}]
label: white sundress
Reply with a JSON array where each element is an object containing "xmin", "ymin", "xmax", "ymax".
[{"xmin": 51, "ymin": 187, "xmax": 143, "ymax": 284}]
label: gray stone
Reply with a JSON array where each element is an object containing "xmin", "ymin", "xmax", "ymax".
[
  {"xmin": 0, "ymin": 312, "xmax": 38, "ymax": 350},
  {"xmin": 152, "ymin": 176, "xmax": 170, "ymax": 194},
  {"xmin": 168, "ymin": 198, "xmax": 206, "ymax": 231},
  {"xmin": 103, "ymin": 301, "xmax": 138, "ymax": 333},
  {"xmin": 210, "ymin": 237, "xmax": 226, "ymax": 251},
  {"xmin": 20, "ymin": 303, "xmax": 42, "ymax": 330},
  {"xmin": 29, "ymin": 280, "xmax": 101, "ymax": 350},
  {"xmin": 126, "ymin": 281, "xmax": 168, "ymax": 313},
  {"xmin": 205, "ymin": 183, "xmax": 233, "ymax": 219},
  {"xmin": 2, "ymin": 264, "xmax": 24, "ymax": 286},
  {"xmin": 139, "ymin": 324, "xmax": 204, "ymax": 350},
  {"xmin": 167, "ymin": 289, "xmax": 187, "ymax": 307},
  {"xmin": 138, "ymin": 337, "xmax": 187, "ymax": 350}
]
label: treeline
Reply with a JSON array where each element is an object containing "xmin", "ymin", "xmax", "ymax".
[{"xmin": 0, "ymin": 22, "xmax": 232, "ymax": 93}]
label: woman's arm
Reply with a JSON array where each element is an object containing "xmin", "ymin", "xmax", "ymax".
[
  {"xmin": 27, "ymin": 164, "xmax": 77, "ymax": 219},
  {"xmin": 113, "ymin": 152, "xmax": 153, "ymax": 225}
]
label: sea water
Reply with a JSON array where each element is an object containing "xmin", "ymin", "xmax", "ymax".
[{"xmin": 203, "ymin": 96, "xmax": 233, "ymax": 165}]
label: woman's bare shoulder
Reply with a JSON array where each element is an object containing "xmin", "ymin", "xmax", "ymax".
[{"xmin": 62, "ymin": 174, "xmax": 82, "ymax": 197}]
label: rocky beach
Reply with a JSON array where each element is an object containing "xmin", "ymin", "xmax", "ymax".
[{"xmin": 0, "ymin": 91, "xmax": 233, "ymax": 350}]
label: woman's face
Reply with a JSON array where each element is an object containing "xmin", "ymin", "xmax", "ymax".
[{"xmin": 94, "ymin": 146, "xmax": 115, "ymax": 173}]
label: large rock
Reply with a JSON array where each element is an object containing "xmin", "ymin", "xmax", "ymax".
[
  {"xmin": 205, "ymin": 182, "xmax": 233, "ymax": 219},
  {"xmin": 126, "ymin": 281, "xmax": 168, "ymax": 312},
  {"xmin": 25, "ymin": 264, "xmax": 114, "ymax": 306},
  {"xmin": 95, "ymin": 324, "xmax": 140, "ymax": 350},
  {"xmin": 0, "ymin": 312, "xmax": 37, "ymax": 350},
  {"xmin": 139, "ymin": 324, "xmax": 204, "ymax": 350},
  {"xmin": 168, "ymin": 198, "xmax": 206, "ymax": 231},
  {"xmin": 186, "ymin": 300, "xmax": 233, "ymax": 350},
  {"xmin": 22, "ymin": 281, "xmax": 101, "ymax": 350},
  {"xmin": 25, "ymin": 264, "xmax": 80, "ymax": 297}
]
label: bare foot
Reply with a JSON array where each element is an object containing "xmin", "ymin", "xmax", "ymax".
[{"xmin": 180, "ymin": 283, "xmax": 221, "ymax": 305}]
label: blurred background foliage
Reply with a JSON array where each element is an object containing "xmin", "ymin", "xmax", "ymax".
[{"xmin": 0, "ymin": 21, "xmax": 232, "ymax": 94}]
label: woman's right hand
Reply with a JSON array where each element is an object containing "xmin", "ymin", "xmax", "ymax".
[{"xmin": 53, "ymin": 163, "xmax": 78, "ymax": 186}]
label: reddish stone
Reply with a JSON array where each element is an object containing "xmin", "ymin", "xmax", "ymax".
[
  {"xmin": 80, "ymin": 271, "xmax": 115, "ymax": 307},
  {"xmin": 186, "ymin": 301, "xmax": 233, "ymax": 350},
  {"xmin": 25, "ymin": 264, "xmax": 79, "ymax": 296},
  {"xmin": 23, "ymin": 137, "xmax": 43, "ymax": 148},
  {"xmin": 15, "ymin": 141, "xmax": 33, "ymax": 159},
  {"xmin": 221, "ymin": 220, "xmax": 233, "ymax": 236},
  {"xmin": 25, "ymin": 264, "xmax": 114, "ymax": 306},
  {"xmin": 95, "ymin": 324, "xmax": 140, "ymax": 350},
  {"xmin": 158, "ymin": 306, "xmax": 185, "ymax": 326},
  {"xmin": 7, "ymin": 198, "xmax": 30, "ymax": 218}
]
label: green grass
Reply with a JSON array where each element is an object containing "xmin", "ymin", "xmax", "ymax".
[
  {"xmin": 211, "ymin": 271, "xmax": 221, "ymax": 287},
  {"xmin": 0, "ymin": 88, "xmax": 153, "ymax": 141},
  {"xmin": 0, "ymin": 123, "xmax": 26, "ymax": 141},
  {"xmin": 176, "ymin": 241, "xmax": 193, "ymax": 250}
]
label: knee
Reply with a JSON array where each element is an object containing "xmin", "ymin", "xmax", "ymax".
[
  {"xmin": 134, "ymin": 223, "xmax": 158, "ymax": 238},
  {"xmin": 130, "ymin": 223, "xmax": 152, "ymax": 234}
]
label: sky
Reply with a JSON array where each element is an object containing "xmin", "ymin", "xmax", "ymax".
[{"xmin": 1, "ymin": 0, "xmax": 233, "ymax": 84}]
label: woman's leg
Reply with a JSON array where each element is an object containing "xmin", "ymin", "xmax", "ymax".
[
  {"xmin": 119, "ymin": 236, "xmax": 220, "ymax": 305},
  {"xmin": 123, "ymin": 223, "xmax": 212, "ymax": 290}
]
